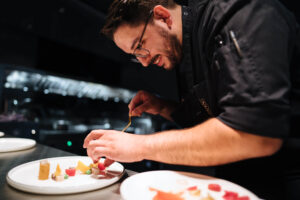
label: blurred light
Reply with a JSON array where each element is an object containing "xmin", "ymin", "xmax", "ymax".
[
  {"xmin": 67, "ymin": 140, "xmax": 72, "ymax": 147},
  {"xmin": 114, "ymin": 97, "xmax": 120, "ymax": 103},
  {"xmin": 23, "ymin": 87, "xmax": 29, "ymax": 92},
  {"xmin": 4, "ymin": 83, "xmax": 10, "ymax": 88},
  {"xmin": 31, "ymin": 129, "xmax": 36, "ymax": 135}
]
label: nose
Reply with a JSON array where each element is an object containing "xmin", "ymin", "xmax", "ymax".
[{"xmin": 137, "ymin": 56, "xmax": 150, "ymax": 67}]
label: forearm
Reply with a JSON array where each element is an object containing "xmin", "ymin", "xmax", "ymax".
[{"xmin": 140, "ymin": 118, "xmax": 282, "ymax": 166}]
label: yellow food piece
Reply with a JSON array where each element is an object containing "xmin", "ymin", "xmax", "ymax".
[
  {"xmin": 38, "ymin": 160, "xmax": 50, "ymax": 180},
  {"xmin": 189, "ymin": 189, "xmax": 201, "ymax": 196},
  {"xmin": 201, "ymin": 194, "xmax": 214, "ymax": 200},
  {"xmin": 89, "ymin": 163, "xmax": 98, "ymax": 169},
  {"xmin": 76, "ymin": 160, "xmax": 90, "ymax": 173},
  {"xmin": 54, "ymin": 164, "xmax": 62, "ymax": 176}
]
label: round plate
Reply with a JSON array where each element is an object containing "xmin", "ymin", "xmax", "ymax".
[
  {"xmin": 0, "ymin": 138, "xmax": 36, "ymax": 152},
  {"xmin": 7, "ymin": 156, "xmax": 125, "ymax": 194},
  {"xmin": 0, "ymin": 131, "xmax": 4, "ymax": 137},
  {"xmin": 120, "ymin": 170, "xmax": 259, "ymax": 200}
]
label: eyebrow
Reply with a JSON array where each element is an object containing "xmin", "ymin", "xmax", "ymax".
[{"xmin": 130, "ymin": 37, "xmax": 139, "ymax": 50}]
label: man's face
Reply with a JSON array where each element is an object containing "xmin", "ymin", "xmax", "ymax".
[{"xmin": 113, "ymin": 21, "xmax": 182, "ymax": 70}]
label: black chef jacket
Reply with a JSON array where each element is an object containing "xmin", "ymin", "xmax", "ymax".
[{"xmin": 172, "ymin": 0, "xmax": 300, "ymax": 199}]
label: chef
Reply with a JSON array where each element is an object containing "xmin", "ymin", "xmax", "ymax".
[{"xmin": 84, "ymin": 0, "xmax": 300, "ymax": 199}]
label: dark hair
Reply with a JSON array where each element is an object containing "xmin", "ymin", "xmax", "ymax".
[{"xmin": 101, "ymin": 0, "xmax": 176, "ymax": 40}]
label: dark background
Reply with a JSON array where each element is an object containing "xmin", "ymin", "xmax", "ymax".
[
  {"xmin": 0, "ymin": 0, "xmax": 180, "ymax": 102},
  {"xmin": 0, "ymin": 0, "xmax": 298, "ymax": 100}
]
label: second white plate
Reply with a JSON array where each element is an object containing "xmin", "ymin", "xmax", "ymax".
[
  {"xmin": 0, "ymin": 138, "xmax": 36, "ymax": 152},
  {"xmin": 120, "ymin": 170, "xmax": 259, "ymax": 200}
]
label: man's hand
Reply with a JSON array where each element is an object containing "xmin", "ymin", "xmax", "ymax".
[
  {"xmin": 83, "ymin": 129, "xmax": 145, "ymax": 163},
  {"xmin": 128, "ymin": 90, "xmax": 177, "ymax": 121}
]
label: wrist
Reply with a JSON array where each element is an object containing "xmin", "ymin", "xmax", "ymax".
[{"xmin": 138, "ymin": 134, "xmax": 156, "ymax": 161}]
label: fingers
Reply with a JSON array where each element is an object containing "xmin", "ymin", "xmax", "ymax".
[
  {"xmin": 83, "ymin": 129, "xmax": 106, "ymax": 148},
  {"xmin": 132, "ymin": 101, "xmax": 153, "ymax": 116},
  {"xmin": 86, "ymin": 139, "xmax": 107, "ymax": 161},
  {"xmin": 128, "ymin": 92, "xmax": 144, "ymax": 114},
  {"xmin": 104, "ymin": 158, "xmax": 115, "ymax": 167},
  {"xmin": 129, "ymin": 91, "xmax": 160, "ymax": 116},
  {"xmin": 87, "ymin": 145, "xmax": 109, "ymax": 163}
]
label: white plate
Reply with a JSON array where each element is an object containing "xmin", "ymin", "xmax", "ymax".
[
  {"xmin": 0, "ymin": 138, "xmax": 36, "ymax": 152},
  {"xmin": 7, "ymin": 156, "xmax": 125, "ymax": 194},
  {"xmin": 120, "ymin": 170, "xmax": 259, "ymax": 200},
  {"xmin": 0, "ymin": 131, "xmax": 4, "ymax": 137}
]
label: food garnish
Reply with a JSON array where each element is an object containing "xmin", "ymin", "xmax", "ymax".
[
  {"xmin": 98, "ymin": 162, "xmax": 106, "ymax": 171},
  {"xmin": 149, "ymin": 187, "xmax": 184, "ymax": 200},
  {"xmin": 201, "ymin": 194, "xmax": 214, "ymax": 200},
  {"xmin": 54, "ymin": 164, "xmax": 62, "ymax": 176},
  {"xmin": 65, "ymin": 167, "xmax": 76, "ymax": 176},
  {"xmin": 208, "ymin": 183, "xmax": 221, "ymax": 192},
  {"xmin": 38, "ymin": 160, "xmax": 50, "ymax": 180},
  {"xmin": 76, "ymin": 160, "xmax": 90, "ymax": 173},
  {"xmin": 39, "ymin": 160, "xmax": 109, "ymax": 182}
]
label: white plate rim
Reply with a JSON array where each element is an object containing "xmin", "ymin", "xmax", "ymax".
[
  {"xmin": 6, "ymin": 156, "xmax": 125, "ymax": 195},
  {"xmin": 0, "ymin": 138, "xmax": 36, "ymax": 153},
  {"xmin": 120, "ymin": 170, "xmax": 260, "ymax": 200},
  {"xmin": 0, "ymin": 131, "xmax": 4, "ymax": 137}
]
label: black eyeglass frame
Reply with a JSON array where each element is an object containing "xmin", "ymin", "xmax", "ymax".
[{"xmin": 132, "ymin": 10, "xmax": 154, "ymax": 58}]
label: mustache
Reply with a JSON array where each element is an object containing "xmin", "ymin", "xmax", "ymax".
[{"xmin": 150, "ymin": 54, "xmax": 160, "ymax": 65}]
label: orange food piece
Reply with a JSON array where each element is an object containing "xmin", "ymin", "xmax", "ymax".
[
  {"xmin": 54, "ymin": 164, "xmax": 62, "ymax": 176},
  {"xmin": 149, "ymin": 187, "xmax": 184, "ymax": 200},
  {"xmin": 76, "ymin": 160, "xmax": 90, "ymax": 173},
  {"xmin": 38, "ymin": 160, "xmax": 50, "ymax": 180}
]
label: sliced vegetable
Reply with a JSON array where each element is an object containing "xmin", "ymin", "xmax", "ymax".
[
  {"xmin": 65, "ymin": 167, "xmax": 76, "ymax": 176},
  {"xmin": 223, "ymin": 190, "xmax": 238, "ymax": 200},
  {"xmin": 208, "ymin": 183, "xmax": 221, "ymax": 192},
  {"xmin": 64, "ymin": 174, "xmax": 69, "ymax": 179},
  {"xmin": 237, "ymin": 196, "xmax": 250, "ymax": 200},
  {"xmin": 187, "ymin": 186, "xmax": 197, "ymax": 191},
  {"xmin": 98, "ymin": 162, "xmax": 106, "ymax": 170},
  {"xmin": 86, "ymin": 169, "xmax": 92, "ymax": 175}
]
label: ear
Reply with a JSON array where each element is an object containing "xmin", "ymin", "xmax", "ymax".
[{"xmin": 153, "ymin": 5, "xmax": 172, "ymax": 29}]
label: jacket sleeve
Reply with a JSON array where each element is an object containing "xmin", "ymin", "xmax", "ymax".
[{"xmin": 214, "ymin": 0, "xmax": 298, "ymax": 138}]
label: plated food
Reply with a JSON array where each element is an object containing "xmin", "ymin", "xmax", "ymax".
[
  {"xmin": 149, "ymin": 183, "xmax": 250, "ymax": 200},
  {"xmin": 7, "ymin": 156, "xmax": 124, "ymax": 194},
  {"xmin": 120, "ymin": 170, "xmax": 259, "ymax": 200},
  {"xmin": 38, "ymin": 158, "xmax": 108, "ymax": 182}
]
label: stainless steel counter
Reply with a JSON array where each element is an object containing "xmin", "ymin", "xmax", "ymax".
[{"xmin": 0, "ymin": 142, "xmax": 136, "ymax": 200}]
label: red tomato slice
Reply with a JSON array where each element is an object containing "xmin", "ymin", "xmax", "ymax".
[
  {"xmin": 223, "ymin": 190, "xmax": 238, "ymax": 200},
  {"xmin": 208, "ymin": 183, "xmax": 221, "ymax": 192},
  {"xmin": 98, "ymin": 162, "xmax": 106, "ymax": 170},
  {"xmin": 237, "ymin": 196, "xmax": 250, "ymax": 200},
  {"xmin": 187, "ymin": 186, "xmax": 197, "ymax": 191},
  {"xmin": 65, "ymin": 168, "xmax": 76, "ymax": 176}
]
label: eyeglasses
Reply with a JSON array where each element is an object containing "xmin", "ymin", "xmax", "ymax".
[{"xmin": 132, "ymin": 10, "xmax": 153, "ymax": 58}]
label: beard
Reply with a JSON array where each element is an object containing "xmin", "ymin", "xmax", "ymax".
[{"xmin": 155, "ymin": 26, "xmax": 182, "ymax": 70}]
